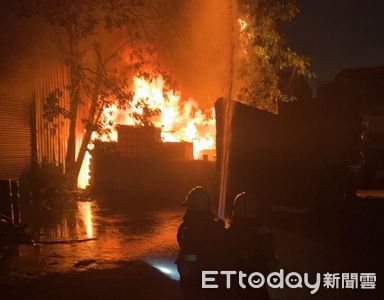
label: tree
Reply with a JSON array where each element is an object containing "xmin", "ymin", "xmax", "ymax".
[
  {"xmin": 13, "ymin": 0, "xmax": 165, "ymax": 181},
  {"xmin": 237, "ymin": 0, "xmax": 314, "ymax": 113}
]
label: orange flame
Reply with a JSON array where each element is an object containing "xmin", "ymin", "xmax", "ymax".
[{"xmin": 78, "ymin": 75, "xmax": 216, "ymax": 188}]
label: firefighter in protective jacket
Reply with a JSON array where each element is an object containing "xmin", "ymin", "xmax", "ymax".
[
  {"xmin": 225, "ymin": 192, "xmax": 278, "ymax": 300},
  {"xmin": 176, "ymin": 186, "xmax": 225, "ymax": 299}
]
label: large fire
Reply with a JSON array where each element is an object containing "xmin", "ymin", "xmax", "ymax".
[{"xmin": 78, "ymin": 75, "xmax": 216, "ymax": 188}]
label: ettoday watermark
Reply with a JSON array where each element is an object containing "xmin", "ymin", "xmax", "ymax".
[{"xmin": 202, "ymin": 270, "xmax": 376, "ymax": 294}]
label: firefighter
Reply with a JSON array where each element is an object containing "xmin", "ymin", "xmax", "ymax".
[
  {"xmin": 225, "ymin": 192, "xmax": 278, "ymax": 300},
  {"xmin": 176, "ymin": 186, "xmax": 225, "ymax": 299}
]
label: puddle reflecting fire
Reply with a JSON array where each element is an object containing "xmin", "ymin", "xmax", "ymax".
[
  {"xmin": 77, "ymin": 201, "xmax": 94, "ymax": 239},
  {"xmin": 1, "ymin": 201, "xmax": 182, "ymax": 279}
]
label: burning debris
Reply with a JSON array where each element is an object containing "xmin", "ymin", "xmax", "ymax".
[
  {"xmin": 78, "ymin": 75, "xmax": 216, "ymax": 188},
  {"xmin": 99, "ymin": 75, "xmax": 216, "ymax": 159}
]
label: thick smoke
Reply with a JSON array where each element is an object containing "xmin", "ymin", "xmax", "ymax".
[
  {"xmin": 0, "ymin": 2, "xmax": 66, "ymax": 99},
  {"xmin": 0, "ymin": 0, "xmax": 240, "ymax": 106},
  {"xmin": 147, "ymin": 0, "xmax": 238, "ymax": 108}
]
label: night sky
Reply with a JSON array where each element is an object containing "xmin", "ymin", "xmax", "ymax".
[{"xmin": 287, "ymin": 0, "xmax": 384, "ymax": 87}]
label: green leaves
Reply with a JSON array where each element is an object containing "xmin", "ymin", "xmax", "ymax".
[
  {"xmin": 237, "ymin": 0, "xmax": 314, "ymax": 113},
  {"xmin": 42, "ymin": 88, "xmax": 71, "ymax": 135}
]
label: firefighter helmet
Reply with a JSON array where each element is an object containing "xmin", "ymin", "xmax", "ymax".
[
  {"xmin": 183, "ymin": 186, "xmax": 211, "ymax": 211},
  {"xmin": 233, "ymin": 192, "xmax": 258, "ymax": 218}
]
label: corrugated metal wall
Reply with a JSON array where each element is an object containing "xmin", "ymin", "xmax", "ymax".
[
  {"xmin": 35, "ymin": 62, "xmax": 94, "ymax": 182},
  {"xmin": 34, "ymin": 63, "xmax": 70, "ymax": 170},
  {"xmin": 1, "ymin": 62, "xmax": 90, "ymax": 179},
  {"xmin": 0, "ymin": 94, "xmax": 32, "ymax": 179}
]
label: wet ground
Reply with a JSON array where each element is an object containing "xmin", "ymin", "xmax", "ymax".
[
  {"xmin": 1, "ymin": 198, "xmax": 383, "ymax": 299},
  {"xmin": 1, "ymin": 201, "xmax": 182, "ymax": 279}
]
